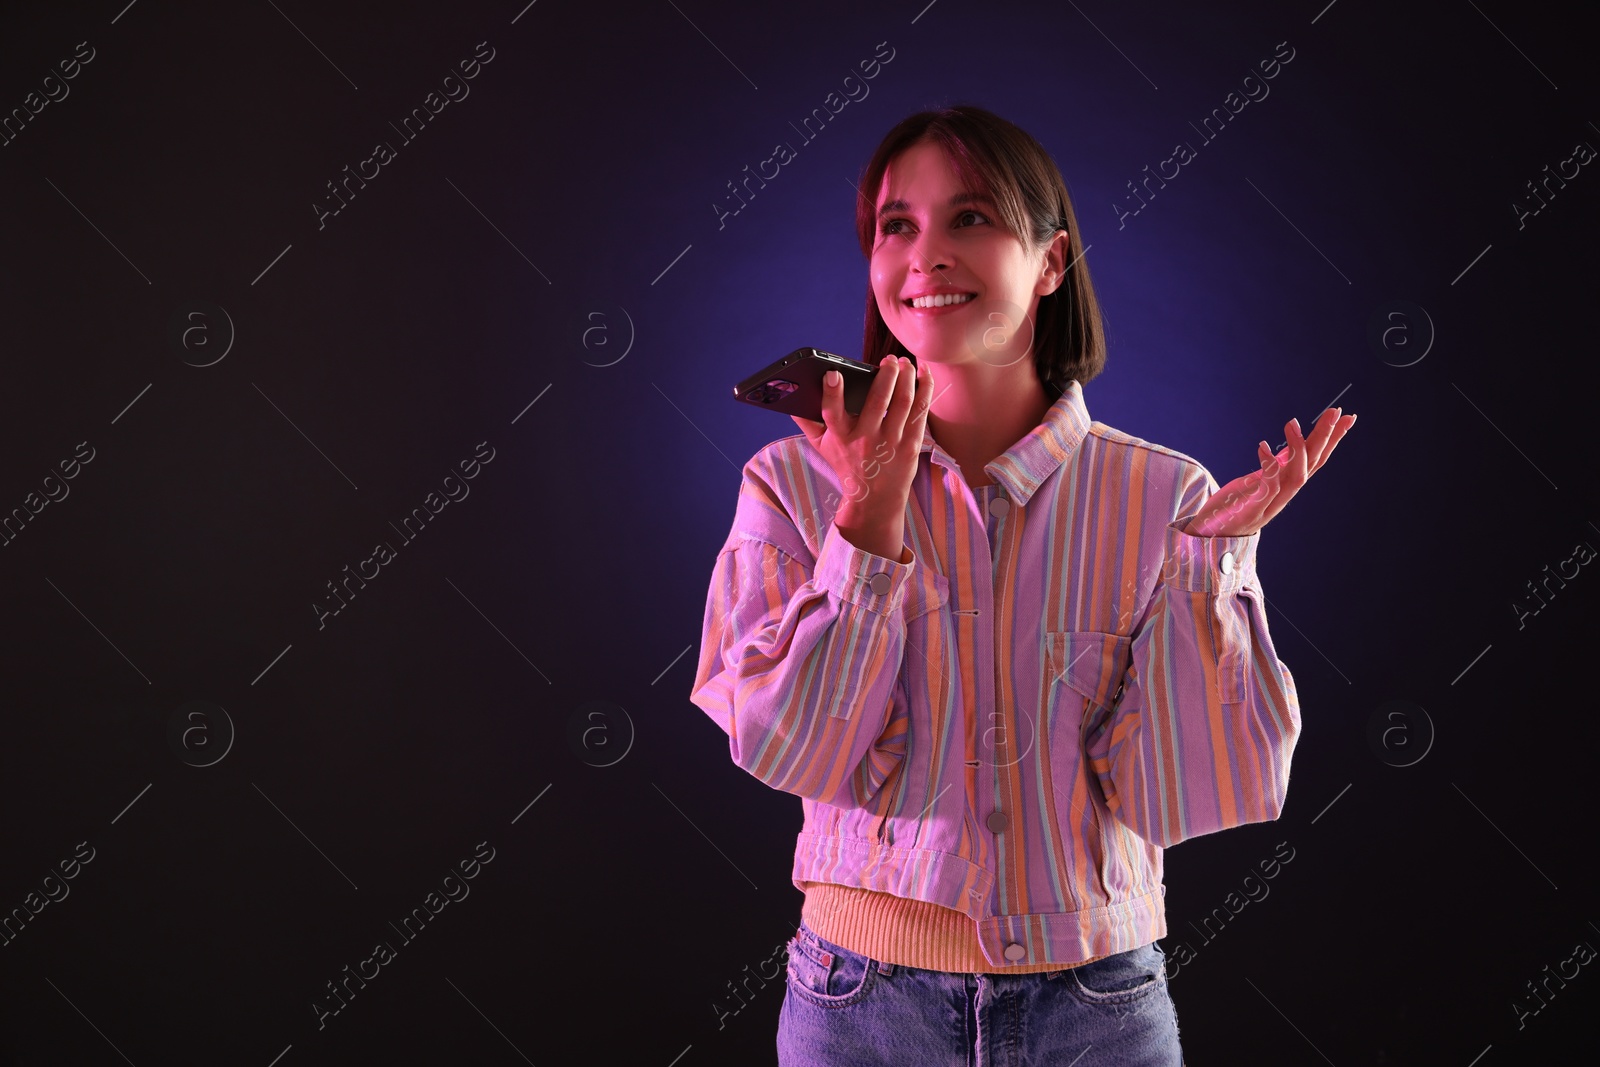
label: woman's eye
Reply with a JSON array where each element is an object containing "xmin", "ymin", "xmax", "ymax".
[{"xmin": 880, "ymin": 211, "xmax": 988, "ymax": 237}]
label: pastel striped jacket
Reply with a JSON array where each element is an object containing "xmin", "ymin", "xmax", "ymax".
[{"xmin": 689, "ymin": 380, "xmax": 1301, "ymax": 968}]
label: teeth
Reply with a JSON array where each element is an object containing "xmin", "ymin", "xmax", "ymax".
[{"xmin": 910, "ymin": 293, "xmax": 975, "ymax": 309}]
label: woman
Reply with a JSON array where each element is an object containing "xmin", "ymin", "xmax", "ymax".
[{"xmin": 690, "ymin": 104, "xmax": 1354, "ymax": 1066}]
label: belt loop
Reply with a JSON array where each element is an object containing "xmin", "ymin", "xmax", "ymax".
[{"xmin": 876, "ymin": 958, "xmax": 894, "ymax": 975}]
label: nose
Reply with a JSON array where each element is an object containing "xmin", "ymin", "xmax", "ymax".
[
  {"xmin": 907, "ymin": 224, "xmax": 953, "ymax": 276},
  {"xmin": 909, "ymin": 239, "xmax": 951, "ymax": 276}
]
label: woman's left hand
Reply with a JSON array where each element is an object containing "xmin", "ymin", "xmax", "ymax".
[{"xmin": 1187, "ymin": 406, "xmax": 1357, "ymax": 538}]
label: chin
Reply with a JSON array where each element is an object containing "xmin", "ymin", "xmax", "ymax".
[{"xmin": 905, "ymin": 341, "xmax": 958, "ymax": 364}]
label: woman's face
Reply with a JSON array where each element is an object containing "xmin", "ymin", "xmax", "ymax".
[{"xmin": 869, "ymin": 138, "xmax": 1059, "ymax": 371}]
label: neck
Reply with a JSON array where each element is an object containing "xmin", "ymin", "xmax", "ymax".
[{"xmin": 925, "ymin": 364, "xmax": 1056, "ymax": 485}]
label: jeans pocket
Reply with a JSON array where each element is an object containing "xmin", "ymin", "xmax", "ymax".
[
  {"xmin": 785, "ymin": 929, "xmax": 875, "ymax": 1008},
  {"xmin": 1066, "ymin": 943, "xmax": 1165, "ymax": 1005}
]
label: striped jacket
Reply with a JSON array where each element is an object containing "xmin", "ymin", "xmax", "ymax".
[{"xmin": 689, "ymin": 380, "xmax": 1301, "ymax": 968}]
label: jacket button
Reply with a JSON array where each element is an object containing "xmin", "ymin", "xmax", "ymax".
[
  {"xmin": 988, "ymin": 497, "xmax": 1010, "ymax": 518},
  {"xmin": 870, "ymin": 572, "xmax": 892, "ymax": 594},
  {"xmin": 1003, "ymin": 943, "xmax": 1027, "ymax": 962},
  {"xmin": 1219, "ymin": 551, "xmax": 1235, "ymax": 575},
  {"xmin": 986, "ymin": 810, "xmax": 1009, "ymax": 833}
]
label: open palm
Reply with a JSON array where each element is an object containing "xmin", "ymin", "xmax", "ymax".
[{"xmin": 1187, "ymin": 406, "xmax": 1357, "ymax": 538}]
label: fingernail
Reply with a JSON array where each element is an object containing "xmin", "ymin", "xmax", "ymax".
[
  {"xmin": 825, "ymin": 370, "xmax": 839, "ymax": 386},
  {"xmin": 1291, "ymin": 418, "xmax": 1301, "ymax": 433}
]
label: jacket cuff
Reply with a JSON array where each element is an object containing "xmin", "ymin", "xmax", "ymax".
[
  {"xmin": 813, "ymin": 522, "xmax": 915, "ymax": 615},
  {"xmin": 1163, "ymin": 516, "xmax": 1259, "ymax": 594}
]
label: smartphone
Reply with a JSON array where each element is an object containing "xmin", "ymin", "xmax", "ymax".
[{"xmin": 733, "ymin": 347, "xmax": 883, "ymax": 422}]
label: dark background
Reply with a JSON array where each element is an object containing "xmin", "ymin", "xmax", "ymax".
[{"xmin": 1, "ymin": 1, "xmax": 1595, "ymax": 1063}]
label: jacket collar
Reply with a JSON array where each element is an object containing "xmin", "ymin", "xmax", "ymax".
[{"xmin": 918, "ymin": 380, "xmax": 1092, "ymax": 507}]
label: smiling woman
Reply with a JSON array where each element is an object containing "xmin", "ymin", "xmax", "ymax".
[
  {"xmin": 869, "ymin": 146, "xmax": 1068, "ymax": 399},
  {"xmin": 848, "ymin": 111, "xmax": 1105, "ymax": 492},
  {"xmin": 692, "ymin": 104, "xmax": 1346, "ymax": 1067},
  {"xmin": 855, "ymin": 111, "xmax": 1102, "ymax": 406}
]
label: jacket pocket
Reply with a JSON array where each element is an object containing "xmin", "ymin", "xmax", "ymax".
[
  {"xmin": 1045, "ymin": 630, "xmax": 1133, "ymax": 714},
  {"xmin": 901, "ymin": 570, "xmax": 950, "ymax": 624},
  {"xmin": 1044, "ymin": 629, "xmax": 1133, "ymax": 784}
]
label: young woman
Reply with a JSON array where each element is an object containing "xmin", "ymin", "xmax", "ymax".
[{"xmin": 690, "ymin": 105, "xmax": 1354, "ymax": 1066}]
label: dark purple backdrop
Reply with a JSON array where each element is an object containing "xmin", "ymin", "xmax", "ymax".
[{"xmin": 1, "ymin": 1, "xmax": 1595, "ymax": 1063}]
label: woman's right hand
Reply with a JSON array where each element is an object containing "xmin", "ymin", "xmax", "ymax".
[{"xmin": 790, "ymin": 355, "xmax": 933, "ymax": 560}]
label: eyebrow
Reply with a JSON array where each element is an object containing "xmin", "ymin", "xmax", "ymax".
[{"xmin": 876, "ymin": 191, "xmax": 995, "ymax": 218}]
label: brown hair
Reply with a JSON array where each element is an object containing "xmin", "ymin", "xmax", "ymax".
[{"xmin": 853, "ymin": 105, "xmax": 1107, "ymax": 394}]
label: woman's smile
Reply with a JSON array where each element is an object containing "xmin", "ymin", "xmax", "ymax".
[{"xmin": 904, "ymin": 292, "xmax": 977, "ymax": 313}]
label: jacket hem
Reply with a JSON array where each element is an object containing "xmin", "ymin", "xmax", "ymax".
[{"xmin": 792, "ymin": 831, "xmax": 1168, "ymax": 968}]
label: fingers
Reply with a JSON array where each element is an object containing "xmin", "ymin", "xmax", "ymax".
[
  {"xmin": 1304, "ymin": 407, "xmax": 1340, "ymax": 471},
  {"xmin": 910, "ymin": 360, "xmax": 934, "ymax": 426},
  {"xmin": 1305, "ymin": 407, "xmax": 1356, "ymax": 474},
  {"xmin": 1225, "ymin": 406, "xmax": 1358, "ymax": 534},
  {"xmin": 1259, "ymin": 406, "xmax": 1358, "ymax": 482},
  {"xmin": 1258, "ymin": 440, "xmax": 1289, "ymax": 487},
  {"xmin": 1312, "ymin": 412, "xmax": 1356, "ymax": 474},
  {"xmin": 904, "ymin": 360, "xmax": 934, "ymax": 449},
  {"xmin": 863, "ymin": 355, "xmax": 902, "ymax": 427},
  {"xmin": 1286, "ymin": 417, "xmax": 1309, "ymax": 484},
  {"xmin": 814, "ymin": 354, "xmax": 933, "ymax": 470},
  {"xmin": 818, "ymin": 367, "xmax": 846, "ymax": 435},
  {"xmin": 883, "ymin": 357, "xmax": 921, "ymax": 439},
  {"xmin": 854, "ymin": 354, "xmax": 923, "ymax": 442}
]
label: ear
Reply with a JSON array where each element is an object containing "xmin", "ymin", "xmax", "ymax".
[{"xmin": 1035, "ymin": 229, "xmax": 1070, "ymax": 296}]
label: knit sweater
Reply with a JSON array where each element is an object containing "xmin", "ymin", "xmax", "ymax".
[{"xmin": 801, "ymin": 881, "xmax": 1107, "ymax": 974}]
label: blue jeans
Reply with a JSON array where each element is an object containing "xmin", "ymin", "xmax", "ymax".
[{"xmin": 777, "ymin": 920, "xmax": 1183, "ymax": 1066}]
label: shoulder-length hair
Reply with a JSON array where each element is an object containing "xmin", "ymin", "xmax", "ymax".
[{"xmin": 853, "ymin": 105, "xmax": 1107, "ymax": 394}]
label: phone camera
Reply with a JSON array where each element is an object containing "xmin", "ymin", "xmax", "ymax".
[{"xmin": 751, "ymin": 378, "xmax": 799, "ymax": 405}]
